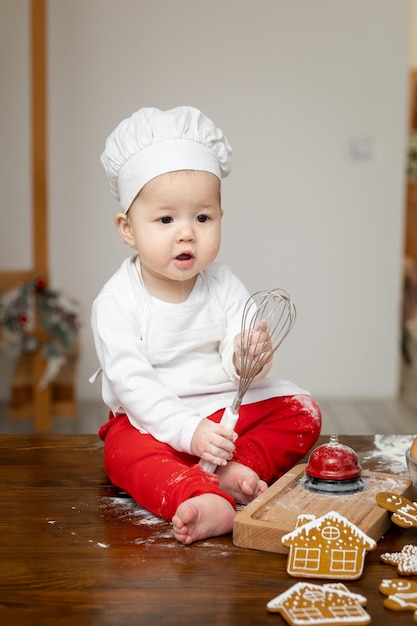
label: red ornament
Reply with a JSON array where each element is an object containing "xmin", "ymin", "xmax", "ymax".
[
  {"xmin": 18, "ymin": 314, "xmax": 28, "ymax": 326},
  {"xmin": 35, "ymin": 277, "xmax": 47, "ymax": 291}
]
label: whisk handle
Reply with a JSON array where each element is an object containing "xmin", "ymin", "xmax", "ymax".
[
  {"xmin": 199, "ymin": 406, "xmax": 239, "ymax": 473},
  {"xmin": 219, "ymin": 405, "xmax": 239, "ymax": 429}
]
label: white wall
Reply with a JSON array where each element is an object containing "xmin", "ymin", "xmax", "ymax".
[
  {"xmin": 410, "ymin": 0, "xmax": 417, "ymax": 67},
  {"xmin": 0, "ymin": 0, "xmax": 412, "ymax": 401}
]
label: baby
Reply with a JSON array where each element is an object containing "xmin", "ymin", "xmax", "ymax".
[{"xmin": 92, "ymin": 106, "xmax": 321, "ymax": 544}]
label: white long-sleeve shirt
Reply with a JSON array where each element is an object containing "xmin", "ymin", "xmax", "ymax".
[{"xmin": 91, "ymin": 256, "xmax": 308, "ymax": 454}]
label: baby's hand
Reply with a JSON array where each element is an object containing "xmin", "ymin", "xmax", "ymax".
[
  {"xmin": 233, "ymin": 320, "xmax": 273, "ymax": 376},
  {"xmin": 191, "ymin": 418, "xmax": 237, "ymax": 467}
]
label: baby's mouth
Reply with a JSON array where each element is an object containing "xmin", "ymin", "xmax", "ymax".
[{"xmin": 176, "ymin": 253, "xmax": 193, "ymax": 260}]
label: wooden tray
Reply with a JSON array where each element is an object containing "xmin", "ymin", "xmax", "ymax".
[{"xmin": 233, "ymin": 464, "xmax": 413, "ymax": 554}]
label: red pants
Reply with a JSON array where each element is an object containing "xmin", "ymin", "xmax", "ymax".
[{"xmin": 99, "ymin": 394, "xmax": 321, "ymax": 521}]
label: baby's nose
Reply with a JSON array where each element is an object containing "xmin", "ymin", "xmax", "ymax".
[{"xmin": 177, "ymin": 223, "xmax": 195, "ymax": 241}]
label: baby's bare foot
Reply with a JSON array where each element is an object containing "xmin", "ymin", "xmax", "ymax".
[
  {"xmin": 172, "ymin": 493, "xmax": 236, "ymax": 545},
  {"xmin": 216, "ymin": 461, "xmax": 268, "ymax": 504}
]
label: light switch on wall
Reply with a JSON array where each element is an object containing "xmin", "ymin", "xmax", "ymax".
[{"xmin": 349, "ymin": 136, "xmax": 375, "ymax": 160}]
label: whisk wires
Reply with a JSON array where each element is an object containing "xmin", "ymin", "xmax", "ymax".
[{"xmin": 232, "ymin": 289, "xmax": 296, "ymax": 412}]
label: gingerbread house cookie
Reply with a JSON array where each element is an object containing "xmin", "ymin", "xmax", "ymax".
[
  {"xmin": 267, "ymin": 581, "xmax": 371, "ymax": 625},
  {"xmin": 281, "ymin": 510, "xmax": 376, "ymax": 580}
]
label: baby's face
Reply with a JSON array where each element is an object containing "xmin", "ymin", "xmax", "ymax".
[{"xmin": 118, "ymin": 170, "xmax": 222, "ymax": 299}]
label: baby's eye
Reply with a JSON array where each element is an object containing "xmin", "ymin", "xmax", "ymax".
[
  {"xmin": 159, "ymin": 216, "xmax": 173, "ymax": 224},
  {"xmin": 196, "ymin": 214, "xmax": 208, "ymax": 223}
]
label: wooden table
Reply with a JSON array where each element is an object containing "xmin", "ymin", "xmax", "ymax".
[{"xmin": 1, "ymin": 434, "xmax": 416, "ymax": 625}]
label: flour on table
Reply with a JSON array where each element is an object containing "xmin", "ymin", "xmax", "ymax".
[
  {"xmin": 361, "ymin": 435, "xmax": 413, "ymax": 474},
  {"xmin": 99, "ymin": 495, "xmax": 166, "ymax": 527}
]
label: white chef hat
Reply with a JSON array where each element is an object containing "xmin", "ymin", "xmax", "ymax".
[{"xmin": 100, "ymin": 105, "xmax": 232, "ymax": 212}]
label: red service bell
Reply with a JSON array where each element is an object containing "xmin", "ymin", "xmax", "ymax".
[{"xmin": 301, "ymin": 434, "xmax": 365, "ymax": 494}]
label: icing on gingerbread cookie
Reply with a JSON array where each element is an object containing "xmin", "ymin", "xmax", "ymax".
[
  {"xmin": 376, "ymin": 492, "xmax": 417, "ymax": 528},
  {"xmin": 267, "ymin": 581, "xmax": 371, "ymax": 625},
  {"xmin": 281, "ymin": 510, "xmax": 376, "ymax": 580},
  {"xmin": 380, "ymin": 578, "xmax": 417, "ymax": 611},
  {"xmin": 380, "ymin": 544, "xmax": 417, "ymax": 575}
]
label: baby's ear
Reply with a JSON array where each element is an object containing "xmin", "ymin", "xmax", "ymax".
[{"xmin": 115, "ymin": 212, "xmax": 135, "ymax": 246}]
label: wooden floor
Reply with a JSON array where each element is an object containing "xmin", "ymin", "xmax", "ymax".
[
  {"xmin": 3, "ymin": 434, "xmax": 415, "ymax": 626},
  {"xmin": 1, "ymin": 326, "xmax": 416, "ymax": 436}
]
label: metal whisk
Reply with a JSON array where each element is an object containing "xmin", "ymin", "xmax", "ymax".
[{"xmin": 200, "ymin": 288, "xmax": 296, "ymax": 473}]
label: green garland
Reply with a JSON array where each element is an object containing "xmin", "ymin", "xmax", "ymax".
[
  {"xmin": 0, "ymin": 277, "xmax": 80, "ymax": 360},
  {"xmin": 408, "ymin": 131, "xmax": 417, "ymax": 180}
]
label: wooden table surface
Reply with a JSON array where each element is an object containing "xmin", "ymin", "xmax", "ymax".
[{"xmin": 1, "ymin": 433, "xmax": 416, "ymax": 626}]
